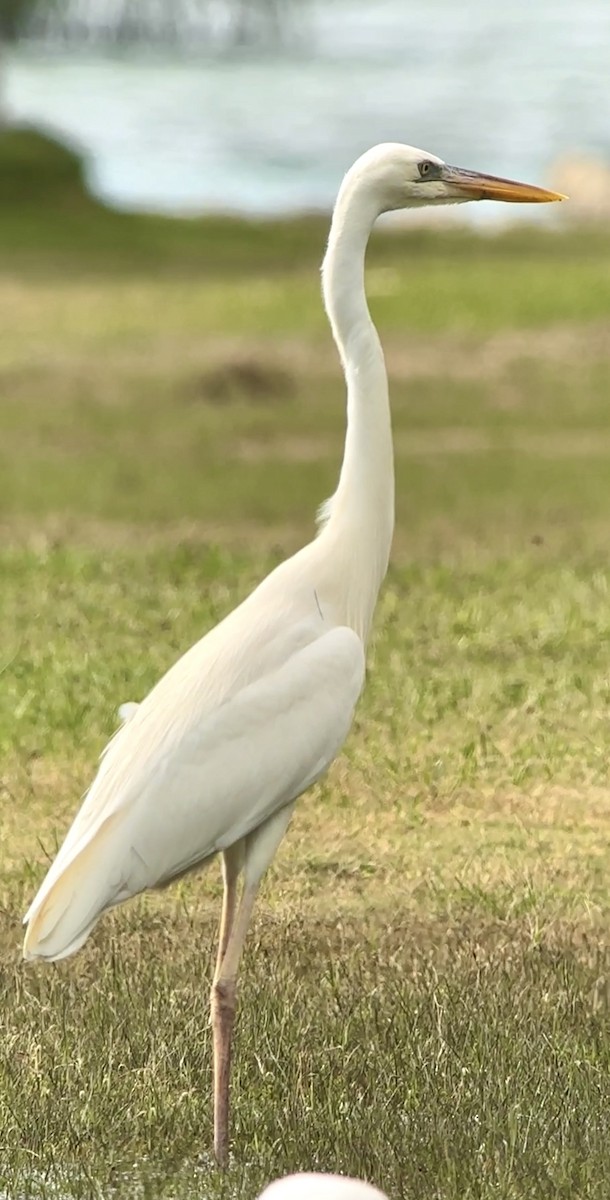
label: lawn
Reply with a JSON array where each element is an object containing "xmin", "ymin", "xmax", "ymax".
[{"xmin": 0, "ymin": 130, "xmax": 609, "ymax": 1200}]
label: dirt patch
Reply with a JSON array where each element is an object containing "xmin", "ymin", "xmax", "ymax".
[
  {"xmin": 7, "ymin": 320, "xmax": 607, "ymax": 402},
  {"xmin": 188, "ymin": 357, "xmax": 295, "ymax": 404},
  {"xmin": 188, "ymin": 321, "xmax": 610, "ymax": 387}
]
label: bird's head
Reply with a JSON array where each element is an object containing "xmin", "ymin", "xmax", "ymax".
[{"xmin": 348, "ymin": 143, "xmax": 566, "ymax": 212}]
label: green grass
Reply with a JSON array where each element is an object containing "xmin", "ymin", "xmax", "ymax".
[
  {"xmin": 2, "ymin": 924, "xmax": 608, "ymax": 1200},
  {"xmin": 1, "ymin": 127, "xmax": 609, "ymax": 1199}
]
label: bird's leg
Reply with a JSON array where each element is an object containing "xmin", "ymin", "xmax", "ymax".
[
  {"xmin": 211, "ymin": 809, "xmax": 295, "ymax": 1167},
  {"xmin": 214, "ymin": 845, "xmax": 244, "ymax": 984},
  {"xmin": 211, "ymin": 879, "xmax": 260, "ymax": 1168}
]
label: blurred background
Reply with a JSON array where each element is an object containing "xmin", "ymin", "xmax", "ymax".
[
  {"xmin": 2, "ymin": 0, "xmax": 610, "ymax": 221},
  {"xmin": 2, "ymin": 0, "xmax": 610, "ymax": 553}
]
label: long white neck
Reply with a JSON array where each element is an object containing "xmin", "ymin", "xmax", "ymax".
[{"xmin": 318, "ymin": 168, "xmax": 395, "ymax": 639}]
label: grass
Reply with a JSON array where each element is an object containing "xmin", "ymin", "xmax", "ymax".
[
  {"xmin": 2, "ymin": 924, "xmax": 608, "ymax": 1200},
  {"xmin": 0, "ymin": 128, "xmax": 609, "ymax": 1198}
]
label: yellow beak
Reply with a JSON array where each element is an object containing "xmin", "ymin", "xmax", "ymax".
[{"xmin": 442, "ymin": 165, "xmax": 567, "ymax": 204}]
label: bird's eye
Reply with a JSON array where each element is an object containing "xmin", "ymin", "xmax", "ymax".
[{"xmin": 418, "ymin": 160, "xmax": 436, "ymax": 178}]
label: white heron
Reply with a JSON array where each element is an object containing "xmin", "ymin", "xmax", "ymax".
[
  {"xmin": 258, "ymin": 1173, "xmax": 387, "ymax": 1199},
  {"xmin": 23, "ymin": 144, "xmax": 563, "ymax": 1165}
]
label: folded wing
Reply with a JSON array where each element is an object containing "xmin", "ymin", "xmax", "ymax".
[{"xmin": 24, "ymin": 625, "xmax": 365, "ymax": 961}]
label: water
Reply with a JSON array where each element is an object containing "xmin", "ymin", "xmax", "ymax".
[{"xmin": 4, "ymin": 0, "xmax": 610, "ymax": 222}]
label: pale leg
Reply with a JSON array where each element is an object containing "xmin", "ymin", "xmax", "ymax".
[
  {"xmin": 214, "ymin": 843, "xmax": 244, "ymax": 982},
  {"xmin": 211, "ymin": 805, "xmax": 295, "ymax": 1167},
  {"xmin": 211, "ymin": 880, "xmax": 260, "ymax": 1167}
]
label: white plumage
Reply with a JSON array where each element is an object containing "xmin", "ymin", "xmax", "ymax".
[
  {"xmin": 23, "ymin": 143, "xmax": 563, "ymax": 1164},
  {"xmin": 24, "ymin": 610, "xmax": 364, "ymax": 960},
  {"xmin": 257, "ymin": 1173, "xmax": 388, "ymax": 1200}
]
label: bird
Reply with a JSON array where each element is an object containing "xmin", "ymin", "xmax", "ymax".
[
  {"xmin": 23, "ymin": 143, "xmax": 564, "ymax": 1166},
  {"xmin": 257, "ymin": 1173, "xmax": 388, "ymax": 1199}
]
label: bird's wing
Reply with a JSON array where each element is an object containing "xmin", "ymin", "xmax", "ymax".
[
  {"xmin": 24, "ymin": 625, "xmax": 364, "ymax": 961},
  {"xmin": 26, "ymin": 609, "xmax": 326, "ymax": 915},
  {"xmin": 117, "ymin": 702, "xmax": 139, "ymax": 723}
]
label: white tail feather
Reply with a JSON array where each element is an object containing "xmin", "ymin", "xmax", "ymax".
[{"xmin": 23, "ymin": 814, "xmax": 128, "ymax": 961}]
